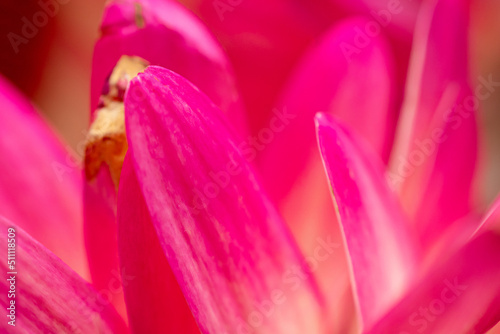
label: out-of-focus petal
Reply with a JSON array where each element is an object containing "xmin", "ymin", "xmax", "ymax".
[
  {"xmin": 388, "ymin": 0, "xmax": 477, "ymax": 246},
  {"xmin": 91, "ymin": 0, "xmax": 246, "ymax": 134},
  {"xmin": 422, "ymin": 194, "xmax": 500, "ymax": 289},
  {"xmin": 416, "ymin": 88, "xmax": 477, "ymax": 243},
  {"xmin": 119, "ymin": 66, "xmax": 326, "ymax": 333},
  {"xmin": 84, "ymin": 167, "xmax": 128, "ymax": 319},
  {"xmin": 391, "ymin": 0, "xmax": 469, "ymax": 154},
  {"xmin": 0, "ymin": 75, "xmax": 88, "ymax": 279},
  {"xmin": 0, "ymin": 216, "xmax": 127, "ymax": 333},
  {"xmin": 391, "ymin": 83, "xmax": 478, "ymax": 247},
  {"xmin": 368, "ymin": 230, "xmax": 500, "ymax": 334},
  {"xmin": 316, "ymin": 113, "xmax": 419, "ymax": 330},
  {"xmin": 177, "ymin": 0, "xmax": 342, "ymax": 137},
  {"xmin": 260, "ymin": 17, "xmax": 397, "ymax": 203},
  {"xmin": 0, "ymin": 0, "xmax": 54, "ymax": 95},
  {"xmin": 256, "ymin": 19, "xmax": 397, "ymax": 330},
  {"xmin": 269, "ymin": 159, "xmax": 355, "ymax": 332}
]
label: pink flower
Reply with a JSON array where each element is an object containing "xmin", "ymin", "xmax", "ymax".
[{"xmin": 0, "ymin": 0, "xmax": 499, "ymax": 333}]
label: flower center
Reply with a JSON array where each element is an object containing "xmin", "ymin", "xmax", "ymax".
[{"xmin": 84, "ymin": 55, "xmax": 148, "ymax": 189}]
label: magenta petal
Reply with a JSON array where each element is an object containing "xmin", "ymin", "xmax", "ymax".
[
  {"xmin": 414, "ymin": 195, "xmax": 500, "ymax": 271},
  {"xmin": 0, "ymin": 75, "xmax": 89, "ymax": 279},
  {"xmin": 409, "ymin": 87, "xmax": 477, "ymax": 245},
  {"xmin": 178, "ymin": 0, "xmax": 342, "ymax": 136},
  {"xmin": 368, "ymin": 230, "xmax": 500, "ymax": 334},
  {"xmin": 119, "ymin": 66, "xmax": 326, "ymax": 333},
  {"xmin": 389, "ymin": 0, "xmax": 477, "ymax": 245},
  {"xmin": 87, "ymin": 0, "xmax": 248, "ymax": 316},
  {"xmin": 256, "ymin": 18, "xmax": 397, "ymax": 329},
  {"xmin": 0, "ymin": 216, "xmax": 127, "ymax": 333},
  {"xmin": 260, "ymin": 17, "xmax": 397, "ymax": 203},
  {"xmin": 316, "ymin": 113, "xmax": 420, "ymax": 329},
  {"xmin": 118, "ymin": 156, "xmax": 200, "ymax": 333},
  {"xmin": 391, "ymin": 0, "xmax": 469, "ymax": 155},
  {"xmin": 83, "ymin": 168, "xmax": 128, "ymax": 319},
  {"xmin": 329, "ymin": 0, "xmax": 419, "ymax": 35},
  {"xmin": 92, "ymin": 0, "xmax": 246, "ymax": 134}
]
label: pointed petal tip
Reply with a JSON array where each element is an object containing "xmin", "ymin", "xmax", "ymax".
[
  {"xmin": 315, "ymin": 113, "xmax": 352, "ymax": 148},
  {"xmin": 314, "ymin": 112, "xmax": 326, "ymax": 130},
  {"xmin": 314, "ymin": 112, "xmax": 328, "ymax": 128},
  {"xmin": 315, "ymin": 110, "xmax": 420, "ymax": 328},
  {"xmin": 122, "ymin": 65, "xmax": 326, "ymax": 333},
  {"xmin": 314, "ymin": 112, "xmax": 342, "ymax": 134}
]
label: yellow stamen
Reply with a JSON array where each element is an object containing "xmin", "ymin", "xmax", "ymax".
[{"xmin": 84, "ymin": 56, "xmax": 148, "ymax": 189}]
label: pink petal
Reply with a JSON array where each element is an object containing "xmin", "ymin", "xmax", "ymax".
[
  {"xmin": 388, "ymin": 0, "xmax": 477, "ymax": 246},
  {"xmin": 328, "ymin": 0, "xmax": 419, "ymax": 35},
  {"xmin": 91, "ymin": 0, "xmax": 246, "ymax": 134},
  {"xmin": 84, "ymin": 168, "xmax": 128, "ymax": 319},
  {"xmin": 119, "ymin": 66, "xmax": 326, "ymax": 333},
  {"xmin": 392, "ymin": 84, "xmax": 478, "ymax": 247},
  {"xmin": 256, "ymin": 18, "xmax": 397, "ymax": 329},
  {"xmin": 418, "ymin": 194, "xmax": 500, "ymax": 290},
  {"xmin": 0, "ymin": 215, "xmax": 127, "ymax": 333},
  {"xmin": 87, "ymin": 0, "xmax": 248, "ymax": 317},
  {"xmin": 260, "ymin": 17, "xmax": 397, "ymax": 203},
  {"xmin": 177, "ymin": 0, "xmax": 342, "ymax": 136},
  {"xmin": 0, "ymin": 75, "xmax": 89, "ymax": 280},
  {"xmin": 415, "ymin": 99, "xmax": 477, "ymax": 244},
  {"xmin": 368, "ymin": 230, "xmax": 500, "ymax": 334},
  {"xmin": 316, "ymin": 113, "xmax": 420, "ymax": 329},
  {"xmin": 118, "ymin": 156, "xmax": 200, "ymax": 333},
  {"xmin": 391, "ymin": 0, "xmax": 469, "ymax": 154}
]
